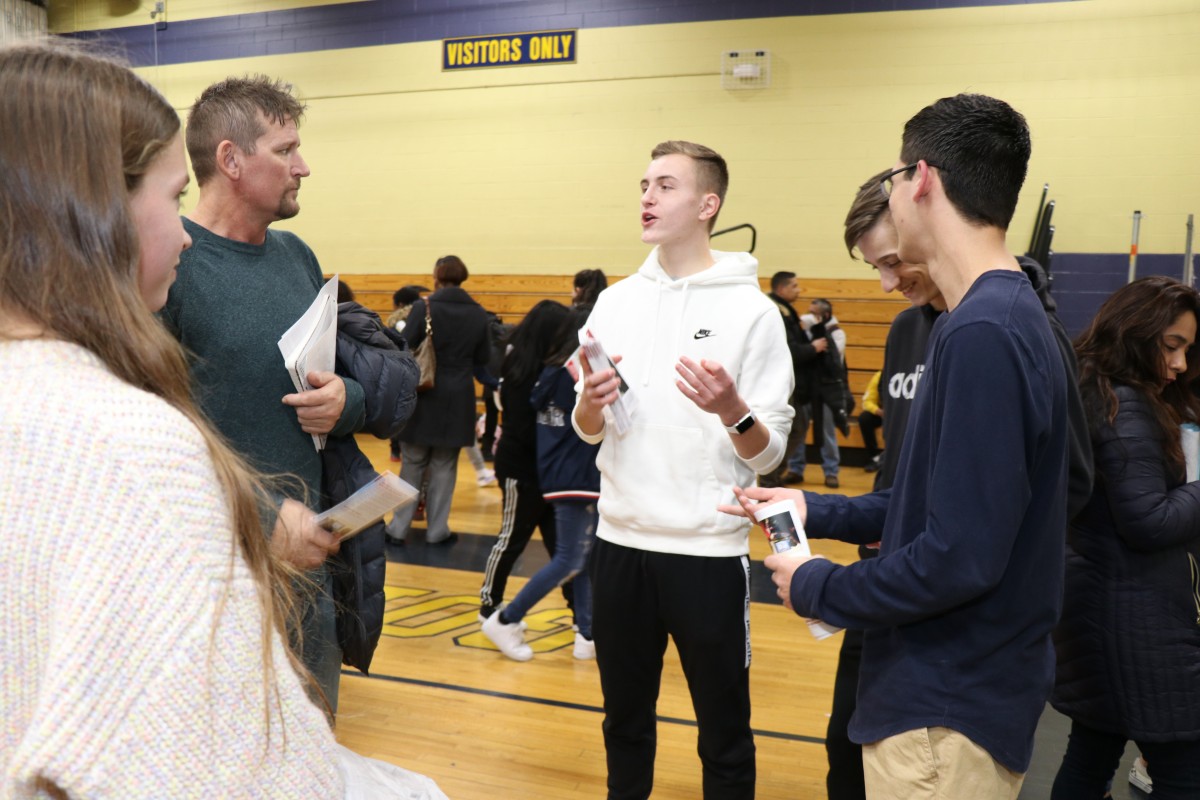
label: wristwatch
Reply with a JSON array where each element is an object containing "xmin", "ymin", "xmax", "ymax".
[{"xmin": 724, "ymin": 411, "xmax": 755, "ymax": 435}]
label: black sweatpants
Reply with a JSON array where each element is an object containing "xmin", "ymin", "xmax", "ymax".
[
  {"xmin": 1052, "ymin": 719, "xmax": 1200, "ymax": 800},
  {"xmin": 825, "ymin": 627, "xmax": 866, "ymax": 800},
  {"xmin": 590, "ymin": 538, "xmax": 755, "ymax": 800},
  {"xmin": 857, "ymin": 411, "xmax": 882, "ymax": 459},
  {"xmin": 479, "ymin": 475, "xmax": 566, "ymax": 615}
]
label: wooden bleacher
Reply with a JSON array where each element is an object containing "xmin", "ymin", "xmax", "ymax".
[{"xmin": 335, "ymin": 273, "xmax": 908, "ymax": 451}]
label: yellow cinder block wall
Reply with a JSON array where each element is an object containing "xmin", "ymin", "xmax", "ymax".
[{"xmin": 54, "ymin": 0, "xmax": 1200, "ymax": 277}]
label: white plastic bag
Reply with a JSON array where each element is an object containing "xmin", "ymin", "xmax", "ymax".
[{"xmin": 336, "ymin": 744, "xmax": 450, "ymax": 800}]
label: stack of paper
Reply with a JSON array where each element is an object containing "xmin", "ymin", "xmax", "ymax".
[
  {"xmin": 1183, "ymin": 423, "xmax": 1199, "ymax": 483},
  {"xmin": 578, "ymin": 331, "xmax": 637, "ymax": 436},
  {"xmin": 277, "ymin": 275, "xmax": 340, "ymax": 451}
]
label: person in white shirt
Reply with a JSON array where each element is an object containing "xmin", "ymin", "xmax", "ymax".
[{"xmin": 569, "ymin": 140, "xmax": 793, "ymax": 799}]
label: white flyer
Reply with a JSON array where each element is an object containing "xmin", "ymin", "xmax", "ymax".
[
  {"xmin": 277, "ymin": 274, "xmax": 340, "ymax": 450},
  {"xmin": 578, "ymin": 330, "xmax": 637, "ymax": 436}
]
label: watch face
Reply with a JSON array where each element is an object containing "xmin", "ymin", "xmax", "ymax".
[{"xmin": 735, "ymin": 414, "xmax": 755, "ymax": 434}]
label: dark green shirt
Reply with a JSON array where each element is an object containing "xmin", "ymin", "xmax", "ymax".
[{"xmin": 161, "ymin": 218, "xmax": 364, "ymax": 509}]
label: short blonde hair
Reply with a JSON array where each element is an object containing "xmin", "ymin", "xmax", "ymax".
[{"xmin": 651, "ymin": 140, "xmax": 729, "ymax": 231}]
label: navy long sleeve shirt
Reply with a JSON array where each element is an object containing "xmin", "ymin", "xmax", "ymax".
[{"xmin": 793, "ymin": 270, "xmax": 1069, "ymax": 773}]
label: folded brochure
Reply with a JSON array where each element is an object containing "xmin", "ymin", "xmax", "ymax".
[{"xmin": 315, "ymin": 472, "xmax": 419, "ymax": 541}]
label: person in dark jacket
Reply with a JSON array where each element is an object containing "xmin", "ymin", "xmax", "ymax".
[
  {"xmin": 386, "ymin": 255, "xmax": 491, "ymax": 546},
  {"xmin": 478, "ymin": 309, "xmax": 511, "ymax": 462},
  {"xmin": 477, "ymin": 300, "xmax": 571, "ymax": 622},
  {"xmin": 760, "ymin": 271, "xmax": 824, "ymax": 488},
  {"xmin": 482, "ymin": 305, "xmax": 601, "ymax": 662},
  {"xmin": 387, "ymin": 284, "xmax": 429, "ymax": 461},
  {"xmin": 1050, "ymin": 276, "xmax": 1200, "ymax": 800}
]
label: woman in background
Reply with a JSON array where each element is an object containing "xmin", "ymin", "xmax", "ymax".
[
  {"xmin": 572, "ymin": 268, "xmax": 607, "ymax": 307},
  {"xmin": 0, "ymin": 42, "xmax": 340, "ymax": 797},
  {"xmin": 1051, "ymin": 276, "xmax": 1200, "ymax": 799},
  {"xmin": 388, "ymin": 255, "xmax": 491, "ymax": 546}
]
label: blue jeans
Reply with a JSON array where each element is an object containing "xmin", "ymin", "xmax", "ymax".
[
  {"xmin": 788, "ymin": 402, "xmax": 840, "ymax": 477},
  {"xmin": 505, "ymin": 499, "xmax": 597, "ymax": 639}
]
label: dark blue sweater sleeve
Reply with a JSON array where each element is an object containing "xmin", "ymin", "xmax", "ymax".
[
  {"xmin": 804, "ymin": 489, "xmax": 891, "ymax": 544},
  {"xmin": 792, "ymin": 321, "xmax": 1039, "ymax": 629}
]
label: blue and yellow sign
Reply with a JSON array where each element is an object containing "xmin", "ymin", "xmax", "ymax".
[{"xmin": 443, "ymin": 30, "xmax": 577, "ymax": 71}]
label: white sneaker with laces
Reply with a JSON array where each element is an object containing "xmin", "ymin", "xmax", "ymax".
[
  {"xmin": 477, "ymin": 468, "xmax": 497, "ymax": 487},
  {"xmin": 477, "ymin": 603, "xmax": 528, "ymax": 630},
  {"xmin": 482, "ymin": 611, "xmax": 533, "ymax": 661},
  {"xmin": 573, "ymin": 632, "xmax": 596, "ymax": 660},
  {"xmin": 1129, "ymin": 755, "xmax": 1153, "ymax": 793}
]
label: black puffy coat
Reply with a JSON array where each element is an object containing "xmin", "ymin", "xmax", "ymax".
[
  {"xmin": 1051, "ymin": 385, "xmax": 1200, "ymax": 741},
  {"xmin": 1017, "ymin": 256, "xmax": 1094, "ymax": 520},
  {"xmin": 324, "ymin": 302, "xmax": 419, "ymax": 674}
]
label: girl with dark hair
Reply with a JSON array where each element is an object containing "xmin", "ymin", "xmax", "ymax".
[
  {"xmin": 482, "ymin": 305, "xmax": 601, "ymax": 661},
  {"xmin": 572, "ymin": 268, "xmax": 608, "ymax": 307},
  {"xmin": 1051, "ymin": 275, "xmax": 1200, "ymax": 799},
  {"xmin": 477, "ymin": 300, "xmax": 572, "ymax": 625}
]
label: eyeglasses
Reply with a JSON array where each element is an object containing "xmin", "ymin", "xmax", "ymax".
[{"xmin": 879, "ymin": 162, "xmax": 944, "ymax": 198}]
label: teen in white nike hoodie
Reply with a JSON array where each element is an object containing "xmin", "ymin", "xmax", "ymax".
[
  {"xmin": 568, "ymin": 142, "xmax": 792, "ymax": 799},
  {"xmin": 575, "ymin": 247, "xmax": 794, "ymax": 555}
]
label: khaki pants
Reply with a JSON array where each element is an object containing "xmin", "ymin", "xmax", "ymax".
[{"xmin": 862, "ymin": 727, "xmax": 1024, "ymax": 800}]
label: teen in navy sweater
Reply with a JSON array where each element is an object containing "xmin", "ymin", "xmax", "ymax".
[{"xmin": 736, "ymin": 94, "xmax": 1069, "ymax": 798}]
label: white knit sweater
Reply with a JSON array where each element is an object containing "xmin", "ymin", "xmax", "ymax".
[{"xmin": 0, "ymin": 340, "xmax": 342, "ymax": 799}]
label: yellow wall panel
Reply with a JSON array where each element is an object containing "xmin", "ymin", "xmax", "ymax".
[{"xmin": 53, "ymin": 0, "xmax": 1196, "ymax": 277}]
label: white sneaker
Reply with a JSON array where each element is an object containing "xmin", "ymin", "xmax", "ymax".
[
  {"xmin": 477, "ymin": 469, "xmax": 497, "ymax": 487},
  {"xmin": 1129, "ymin": 755, "xmax": 1153, "ymax": 793},
  {"xmin": 482, "ymin": 611, "xmax": 533, "ymax": 661},
  {"xmin": 476, "ymin": 603, "xmax": 527, "ymax": 630},
  {"xmin": 573, "ymin": 632, "xmax": 596, "ymax": 660}
]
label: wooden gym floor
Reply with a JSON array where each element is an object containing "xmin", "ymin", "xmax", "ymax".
[
  {"xmin": 335, "ymin": 437, "xmax": 1149, "ymax": 799},
  {"xmin": 334, "ymin": 435, "xmax": 866, "ymax": 798}
]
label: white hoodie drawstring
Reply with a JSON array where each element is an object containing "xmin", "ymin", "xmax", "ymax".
[
  {"xmin": 675, "ymin": 280, "xmax": 691, "ymax": 361},
  {"xmin": 642, "ymin": 275, "xmax": 665, "ymax": 387}
]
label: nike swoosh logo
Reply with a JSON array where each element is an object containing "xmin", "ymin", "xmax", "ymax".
[{"xmin": 694, "ymin": 331, "xmax": 714, "ymax": 339}]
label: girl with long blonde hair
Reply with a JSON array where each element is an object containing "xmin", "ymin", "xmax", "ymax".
[{"xmin": 0, "ymin": 42, "xmax": 341, "ymax": 798}]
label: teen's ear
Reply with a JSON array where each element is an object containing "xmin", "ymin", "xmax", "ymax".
[
  {"xmin": 913, "ymin": 160, "xmax": 939, "ymax": 201},
  {"xmin": 214, "ymin": 140, "xmax": 241, "ymax": 181},
  {"xmin": 699, "ymin": 193, "xmax": 721, "ymax": 224}
]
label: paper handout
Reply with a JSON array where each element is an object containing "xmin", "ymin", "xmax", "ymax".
[
  {"xmin": 278, "ymin": 274, "xmax": 340, "ymax": 450},
  {"xmin": 1183, "ymin": 423, "xmax": 1199, "ymax": 483},
  {"xmin": 752, "ymin": 498, "xmax": 843, "ymax": 641},
  {"xmin": 315, "ymin": 472, "xmax": 419, "ymax": 541},
  {"xmin": 578, "ymin": 330, "xmax": 637, "ymax": 436}
]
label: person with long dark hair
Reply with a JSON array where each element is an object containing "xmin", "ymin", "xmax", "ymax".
[
  {"xmin": 572, "ymin": 269, "xmax": 607, "ymax": 307},
  {"xmin": 1051, "ymin": 276, "xmax": 1200, "ymax": 799},
  {"xmin": 477, "ymin": 300, "xmax": 571, "ymax": 626},
  {"xmin": 483, "ymin": 304, "xmax": 601, "ymax": 661}
]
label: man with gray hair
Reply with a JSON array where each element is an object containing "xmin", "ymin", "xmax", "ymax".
[{"xmin": 162, "ymin": 75, "xmax": 363, "ymax": 713}]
